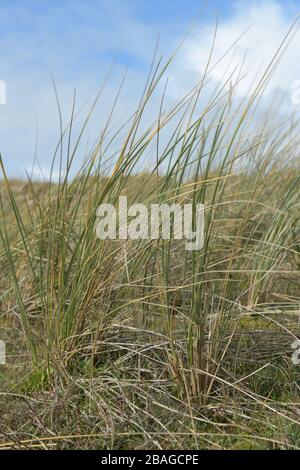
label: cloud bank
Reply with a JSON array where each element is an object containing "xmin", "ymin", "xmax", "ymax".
[{"xmin": 0, "ymin": 0, "xmax": 299, "ymax": 178}]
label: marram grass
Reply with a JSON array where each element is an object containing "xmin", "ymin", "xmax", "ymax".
[{"xmin": 0, "ymin": 32, "xmax": 300, "ymax": 449}]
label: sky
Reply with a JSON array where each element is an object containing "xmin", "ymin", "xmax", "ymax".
[{"xmin": 0, "ymin": 0, "xmax": 300, "ymax": 179}]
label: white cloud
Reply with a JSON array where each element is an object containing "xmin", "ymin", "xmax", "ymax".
[
  {"xmin": 178, "ymin": 1, "xmax": 300, "ymax": 100},
  {"xmin": 0, "ymin": 1, "xmax": 299, "ymax": 179}
]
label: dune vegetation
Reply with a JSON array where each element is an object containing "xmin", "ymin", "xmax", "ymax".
[{"xmin": 0, "ymin": 33, "xmax": 300, "ymax": 449}]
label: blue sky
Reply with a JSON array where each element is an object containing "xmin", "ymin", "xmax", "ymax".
[{"xmin": 0, "ymin": 0, "xmax": 300, "ymax": 178}]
